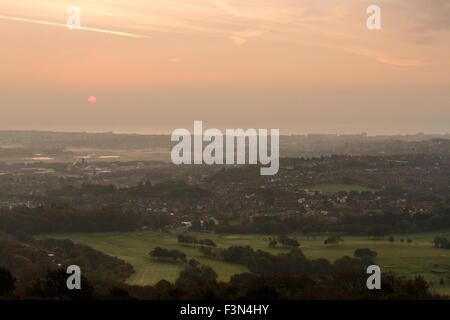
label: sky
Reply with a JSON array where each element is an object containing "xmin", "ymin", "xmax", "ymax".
[{"xmin": 0, "ymin": 0, "xmax": 449, "ymax": 135}]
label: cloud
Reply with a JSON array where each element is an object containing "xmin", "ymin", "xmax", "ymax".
[
  {"xmin": 211, "ymin": 0, "xmax": 241, "ymax": 17},
  {"xmin": 375, "ymin": 57, "xmax": 429, "ymax": 67},
  {"xmin": 322, "ymin": 43, "xmax": 429, "ymax": 67},
  {"xmin": 229, "ymin": 29, "xmax": 265, "ymax": 45},
  {"xmin": 0, "ymin": 14, "xmax": 146, "ymax": 38}
]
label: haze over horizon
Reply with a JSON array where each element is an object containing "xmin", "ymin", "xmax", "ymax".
[{"xmin": 1, "ymin": 0, "xmax": 449, "ymax": 135}]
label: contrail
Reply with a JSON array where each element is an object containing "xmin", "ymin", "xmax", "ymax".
[{"xmin": 0, "ymin": 15, "xmax": 146, "ymax": 38}]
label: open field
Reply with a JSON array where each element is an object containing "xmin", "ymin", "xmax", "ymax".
[
  {"xmin": 308, "ymin": 184, "xmax": 377, "ymax": 193},
  {"xmin": 41, "ymin": 232, "xmax": 249, "ymax": 286},
  {"xmin": 44, "ymin": 230, "xmax": 450, "ymax": 295}
]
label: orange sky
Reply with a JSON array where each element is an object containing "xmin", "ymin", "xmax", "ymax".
[{"xmin": 0, "ymin": 0, "xmax": 449, "ymax": 134}]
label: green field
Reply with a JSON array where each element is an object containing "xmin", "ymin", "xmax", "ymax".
[
  {"xmin": 43, "ymin": 230, "xmax": 450, "ymax": 295},
  {"xmin": 308, "ymin": 184, "xmax": 377, "ymax": 193}
]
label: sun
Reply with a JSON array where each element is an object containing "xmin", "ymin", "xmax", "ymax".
[{"xmin": 88, "ymin": 96, "xmax": 97, "ymax": 103}]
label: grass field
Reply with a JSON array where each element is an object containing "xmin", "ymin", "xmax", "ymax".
[
  {"xmin": 308, "ymin": 184, "xmax": 377, "ymax": 193},
  {"xmin": 43, "ymin": 230, "xmax": 450, "ymax": 295}
]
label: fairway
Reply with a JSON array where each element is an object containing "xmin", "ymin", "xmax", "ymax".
[
  {"xmin": 44, "ymin": 230, "xmax": 450, "ymax": 295},
  {"xmin": 43, "ymin": 232, "xmax": 249, "ymax": 286}
]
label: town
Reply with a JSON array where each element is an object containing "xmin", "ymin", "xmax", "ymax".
[
  {"xmin": 0, "ymin": 139, "xmax": 448, "ymax": 236},
  {"xmin": 171, "ymin": 121, "xmax": 279, "ymax": 175}
]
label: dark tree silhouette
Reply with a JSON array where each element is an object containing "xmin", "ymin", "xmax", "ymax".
[
  {"xmin": 0, "ymin": 267, "xmax": 16, "ymax": 296},
  {"xmin": 30, "ymin": 268, "xmax": 95, "ymax": 300}
]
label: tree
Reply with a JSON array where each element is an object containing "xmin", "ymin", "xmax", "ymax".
[
  {"xmin": 199, "ymin": 239, "xmax": 216, "ymax": 247},
  {"xmin": 176, "ymin": 265, "xmax": 218, "ymax": 286},
  {"xmin": 277, "ymin": 235, "xmax": 300, "ymax": 247},
  {"xmin": 178, "ymin": 234, "xmax": 197, "ymax": 245},
  {"xmin": 324, "ymin": 235, "xmax": 343, "ymax": 245},
  {"xmin": 367, "ymin": 224, "xmax": 388, "ymax": 239},
  {"xmin": 268, "ymin": 237, "xmax": 277, "ymax": 248},
  {"xmin": 188, "ymin": 259, "xmax": 200, "ymax": 267},
  {"xmin": 0, "ymin": 267, "xmax": 16, "ymax": 296},
  {"xmin": 30, "ymin": 268, "xmax": 95, "ymax": 300},
  {"xmin": 175, "ymin": 264, "xmax": 219, "ymax": 299},
  {"xmin": 150, "ymin": 247, "xmax": 186, "ymax": 263},
  {"xmin": 14, "ymin": 230, "xmax": 35, "ymax": 244},
  {"xmin": 354, "ymin": 248, "xmax": 378, "ymax": 259},
  {"xmin": 403, "ymin": 275, "xmax": 431, "ymax": 299},
  {"xmin": 311, "ymin": 258, "xmax": 331, "ymax": 276},
  {"xmin": 198, "ymin": 246, "xmax": 216, "ymax": 259},
  {"xmin": 433, "ymin": 236, "xmax": 449, "ymax": 249}
]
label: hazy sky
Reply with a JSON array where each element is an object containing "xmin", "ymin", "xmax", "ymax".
[{"xmin": 0, "ymin": 0, "xmax": 449, "ymax": 134}]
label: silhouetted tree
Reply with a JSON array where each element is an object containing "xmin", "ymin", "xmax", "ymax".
[
  {"xmin": 30, "ymin": 268, "xmax": 95, "ymax": 300},
  {"xmin": 0, "ymin": 267, "xmax": 16, "ymax": 296},
  {"xmin": 354, "ymin": 248, "xmax": 378, "ymax": 259},
  {"xmin": 150, "ymin": 247, "xmax": 186, "ymax": 262},
  {"xmin": 324, "ymin": 235, "xmax": 343, "ymax": 245}
]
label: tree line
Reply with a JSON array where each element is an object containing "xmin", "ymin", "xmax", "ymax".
[
  {"xmin": 1, "ymin": 253, "xmax": 441, "ymax": 300},
  {"xmin": 177, "ymin": 234, "xmax": 216, "ymax": 247},
  {"xmin": 213, "ymin": 207, "xmax": 450, "ymax": 235}
]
